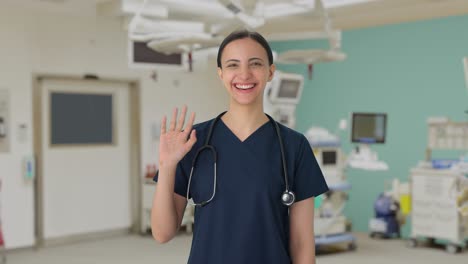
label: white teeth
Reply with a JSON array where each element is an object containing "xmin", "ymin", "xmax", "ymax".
[{"xmin": 235, "ymin": 84, "xmax": 255, "ymax": 89}]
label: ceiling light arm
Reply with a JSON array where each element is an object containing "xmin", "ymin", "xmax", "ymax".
[
  {"xmin": 315, "ymin": 0, "xmax": 340, "ymax": 50},
  {"xmin": 128, "ymin": 0, "xmax": 148, "ymax": 35},
  {"xmin": 217, "ymin": 0, "xmax": 265, "ymax": 29}
]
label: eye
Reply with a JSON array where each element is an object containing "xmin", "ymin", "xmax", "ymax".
[
  {"xmin": 226, "ymin": 63, "xmax": 238, "ymax": 68},
  {"xmin": 250, "ymin": 61, "xmax": 263, "ymax": 67}
]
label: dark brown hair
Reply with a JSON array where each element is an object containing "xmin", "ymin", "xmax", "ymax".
[{"xmin": 217, "ymin": 29, "xmax": 274, "ymax": 68}]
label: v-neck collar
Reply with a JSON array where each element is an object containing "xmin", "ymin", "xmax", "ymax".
[{"xmin": 218, "ymin": 118, "xmax": 271, "ymax": 144}]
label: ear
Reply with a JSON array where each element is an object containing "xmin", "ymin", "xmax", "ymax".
[
  {"xmin": 268, "ymin": 64, "xmax": 276, "ymax": 82},
  {"xmin": 217, "ymin": 67, "xmax": 223, "ymax": 80}
]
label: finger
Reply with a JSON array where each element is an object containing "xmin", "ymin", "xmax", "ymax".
[
  {"xmin": 184, "ymin": 112, "xmax": 196, "ymax": 136},
  {"xmin": 176, "ymin": 105, "xmax": 187, "ymax": 131},
  {"xmin": 186, "ymin": 130, "xmax": 197, "ymax": 151},
  {"xmin": 169, "ymin": 107, "xmax": 178, "ymax": 131},
  {"xmin": 160, "ymin": 116, "xmax": 167, "ymax": 135}
]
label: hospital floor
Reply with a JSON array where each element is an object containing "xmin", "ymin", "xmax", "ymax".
[{"xmin": 6, "ymin": 232, "xmax": 468, "ymax": 264}]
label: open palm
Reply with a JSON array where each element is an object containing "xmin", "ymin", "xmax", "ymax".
[{"xmin": 159, "ymin": 106, "xmax": 197, "ymax": 167}]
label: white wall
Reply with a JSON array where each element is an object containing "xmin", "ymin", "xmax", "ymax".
[{"xmin": 0, "ymin": 6, "xmax": 228, "ymax": 249}]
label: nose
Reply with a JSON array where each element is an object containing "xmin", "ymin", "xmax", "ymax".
[{"xmin": 238, "ymin": 64, "xmax": 253, "ymax": 80}]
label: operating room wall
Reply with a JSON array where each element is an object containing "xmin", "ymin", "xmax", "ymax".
[
  {"xmin": 0, "ymin": 6, "xmax": 227, "ymax": 249},
  {"xmin": 271, "ymin": 14, "xmax": 468, "ymax": 236}
]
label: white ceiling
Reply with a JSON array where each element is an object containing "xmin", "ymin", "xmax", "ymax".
[
  {"xmin": 1, "ymin": 0, "xmax": 110, "ymax": 16},
  {"xmin": 280, "ymin": 0, "xmax": 468, "ymax": 32},
  {"xmin": 3, "ymin": 0, "xmax": 468, "ymax": 32}
]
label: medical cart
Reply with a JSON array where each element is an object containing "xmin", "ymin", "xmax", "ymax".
[
  {"xmin": 407, "ymin": 118, "xmax": 468, "ymax": 253},
  {"xmin": 314, "ymin": 182, "xmax": 356, "ymax": 251},
  {"xmin": 142, "ymin": 178, "xmax": 194, "ymax": 234},
  {"xmin": 310, "ymin": 137, "xmax": 356, "ymax": 252}
]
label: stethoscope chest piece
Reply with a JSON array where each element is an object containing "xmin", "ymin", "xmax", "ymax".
[{"xmin": 281, "ymin": 190, "xmax": 295, "ymax": 207}]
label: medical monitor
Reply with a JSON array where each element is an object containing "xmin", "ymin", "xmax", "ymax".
[
  {"xmin": 128, "ymin": 40, "xmax": 187, "ymax": 70},
  {"xmin": 351, "ymin": 112, "xmax": 387, "ymax": 144},
  {"xmin": 268, "ymin": 72, "xmax": 304, "ymax": 104},
  {"xmin": 322, "ymin": 150, "xmax": 337, "ymax": 165}
]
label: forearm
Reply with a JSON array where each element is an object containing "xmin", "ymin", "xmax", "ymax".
[
  {"xmin": 290, "ymin": 239, "xmax": 315, "ymax": 264},
  {"xmin": 289, "ymin": 197, "xmax": 316, "ymax": 264},
  {"xmin": 151, "ymin": 163, "xmax": 179, "ymax": 243}
]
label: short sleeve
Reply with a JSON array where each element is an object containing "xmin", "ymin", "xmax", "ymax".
[
  {"xmin": 153, "ymin": 156, "xmax": 190, "ymax": 198},
  {"xmin": 292, "ymin": 136, "xmax": 329, "ymax": 202}
]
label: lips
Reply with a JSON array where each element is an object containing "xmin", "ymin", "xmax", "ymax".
[{"xmin": 234, "ymin": 83, "xmax": 256, "ymax": 91}]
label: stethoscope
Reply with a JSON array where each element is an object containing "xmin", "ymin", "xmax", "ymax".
[{"xmin": 186, "ymin": 112, "xmax": 295, "ymax": 207}]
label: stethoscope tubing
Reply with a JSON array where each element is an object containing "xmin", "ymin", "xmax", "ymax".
[
  {"xmin": 186, "ymin": 111, "xmax": 294, "ymax": 207},
  {"xmin": 187, "ymin": 145, "xmax": 217, "ymax": 207}
]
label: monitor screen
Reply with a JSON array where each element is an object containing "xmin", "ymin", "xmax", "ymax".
[
  {"xmin": 128, "ymin": 40, "xmax": 186, "ymax": 70},
  {"xmin": 351, "ymin": 113, "xmax": 387, "ymax": 144},
  {"xmin": 277, "ymin": 79, "xmax": 301, "ymax": 99},
  {"xmin": 133, "ymin": 41, "xmax": 182, "ymax": 65},
  {"xmin": 322, "ymin": 151, "xmax": 337, "ymax": 165}
]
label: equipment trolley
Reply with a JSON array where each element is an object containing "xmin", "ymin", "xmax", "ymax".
[{"xmin": 408, "ymin": 169, "xmax": 468, "ymax": 253}]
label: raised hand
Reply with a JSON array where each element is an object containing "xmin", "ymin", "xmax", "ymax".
[{"xmin": 159, "ymin": 106, "xmax": 197, "ymax": 168}]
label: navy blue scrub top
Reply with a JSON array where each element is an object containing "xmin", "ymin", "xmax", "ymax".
[{"xmin": 154, "ymin": 116, "xmax": 329, "ymax": 264}]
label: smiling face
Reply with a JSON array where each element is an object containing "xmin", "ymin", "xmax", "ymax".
[{"xmin": 217, "ymin": 37, "xmax": 275, "ymax": 107}]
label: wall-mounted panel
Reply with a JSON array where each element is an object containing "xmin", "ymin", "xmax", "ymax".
[{"xmin": 50, "ymin": 92, "xmax": 113, "ymax": 145}]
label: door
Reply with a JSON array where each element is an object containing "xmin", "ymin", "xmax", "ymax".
[{"xmin": 35, "ymin": 77, "xmax": 136, "ymax": 243}]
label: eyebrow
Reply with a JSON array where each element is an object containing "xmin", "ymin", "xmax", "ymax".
[{"xmin": 223, "ymin": 58, "xmax": 265, "ymax": 64}]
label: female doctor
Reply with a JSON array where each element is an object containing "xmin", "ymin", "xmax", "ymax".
[{"xmin": 152, "ymin": 30, "xmax": 329, "ymax": 264}]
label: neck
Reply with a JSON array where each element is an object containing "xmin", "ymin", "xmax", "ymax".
[{"xmin": 222, "ymin": 103, "xmax": 268, "ymax": 133}]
